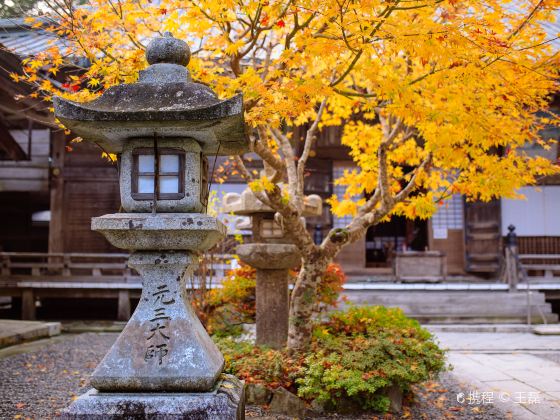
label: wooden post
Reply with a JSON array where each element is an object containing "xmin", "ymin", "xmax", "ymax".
[
  {"xmin": 21, "ymin": 288, "xmax": 36, "ymax": 320},
  {"xmin": 48, "ymin": 130, "xmax": 66, "ymax": 254},
  {"xmin": 117, "ymin": 290, "xmax": 131, "ymax": 321}
]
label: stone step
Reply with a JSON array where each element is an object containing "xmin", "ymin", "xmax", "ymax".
[
  {"xmin": 343, "ymin": 290, "xmax": 558, "ymax": 324},
  {"xmin": 411, "ymin": 314, "xmax": 559, "ymax": 324},
  {"xmin": 343, "ymin": 291, "xmax": 547, "ymax": 304},
  {"xmin": 0, "ymin": 320, "xmax": 61, "ymax": 348},
  {"xmin": 356, "ymin": 305, "xmax": 554, "ymax": 317}
]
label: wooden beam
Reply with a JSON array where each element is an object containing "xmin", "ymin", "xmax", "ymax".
[
  {"xmin": 21, "ymin": 288, "xmax": 36, "ymax": 320},
  {"xmin": 48, "ymin": 130, "xmax": 66, "ymax": 253},
  {"xmin": 0, "ymin": 118, "xmax": 27, "ymax": 160}
]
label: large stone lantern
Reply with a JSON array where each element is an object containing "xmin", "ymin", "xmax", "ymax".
[
  {"xmin": 54, "ymin": 33, "xmax": 247, "ymax": 419},
  {"xmin": 223, "ymin": 187, "xmax": 321, "ymax": 348}
]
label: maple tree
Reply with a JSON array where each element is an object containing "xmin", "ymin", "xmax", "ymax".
[{"xmin": 14, "ymin": 0, "xmax": 560, "ymax": 350}]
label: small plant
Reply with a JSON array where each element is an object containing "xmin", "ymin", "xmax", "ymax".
[{"xmin": 193, "ymin": 264, "xmax": 256, "ymax": 336}]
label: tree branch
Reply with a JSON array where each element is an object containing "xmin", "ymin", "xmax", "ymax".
[
  {"xmin": 296, "ymin": 98, "xmax": 327, "ymax": 210},
  {"xmin": 270, "ymin": 127, "xmax": 298, "ymax": 200}
]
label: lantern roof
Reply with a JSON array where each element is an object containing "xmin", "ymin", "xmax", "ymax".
[{"xmin": 53, "ymin": 33, "xmax": 248, "ymax": 155}]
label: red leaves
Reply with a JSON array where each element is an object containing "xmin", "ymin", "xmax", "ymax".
[
  {"xmin": 159, "ymin": 8, "xmax": 167, "ymax": 15},
  {"xmin": 62, "ymin": 82, "xmax": 81, "ymax": 92},
  {"xmin": 276, "ymin": 20, "xmax": 285, "ymax": 28}
]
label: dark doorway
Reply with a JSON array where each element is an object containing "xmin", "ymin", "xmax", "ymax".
[{"xmin": 365, "ymin": 216, "xmax": 428, "ymax": 267}]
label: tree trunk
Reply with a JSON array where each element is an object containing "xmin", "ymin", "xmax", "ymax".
[{"xmin": 287, "ymin": 257, "xmax": 329, "ymax": 351}]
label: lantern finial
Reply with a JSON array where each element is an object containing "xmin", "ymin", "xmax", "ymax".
[{"xmin": 145, "ymin": 32, "xmax": 191, "ymax": 67}]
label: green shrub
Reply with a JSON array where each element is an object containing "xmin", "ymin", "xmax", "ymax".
[
  {"xmin": 298, "ymin": 307, "xmax": 445, "ymax": 411},
  {"xmin": 216, "ymin": 305, "xmax": 446, "ymax": 413}
]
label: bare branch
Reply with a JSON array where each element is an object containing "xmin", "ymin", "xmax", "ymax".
[
  {"xmin": 296, "ymin": 98, "xmax": 327, "ymax": 210},
  {"xmin": 251, "ymin": 127, "xmax": 287, "ymax": 177},
  {"xmin": 270, "ymin": 127, "xmax": 298, "ymax": 200},
  {"xmin": 395, "ymin": 153, "xmax": 432, "ymax": 202}
]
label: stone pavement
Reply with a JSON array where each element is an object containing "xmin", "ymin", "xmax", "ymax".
[
  {"xmin": 0, "ymin": 319, "xmax": 60, "ymax": 348},
  {"xmin": 433, "ymin": 330, "xmax": 560, "ymax": 419}
]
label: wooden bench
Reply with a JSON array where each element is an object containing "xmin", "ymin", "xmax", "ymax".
[{"xmin": 0, "ymin": 252, "xmax": 234, "ymax": 320}]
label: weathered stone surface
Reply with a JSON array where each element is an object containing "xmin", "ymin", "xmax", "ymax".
[
  {"xmin": 62, "ymin": 374, "xmax": 245, "ymax": 419},
  {"xmin": 223, "ymin": 188, "xmax": 322, "ymax": 217},
  {"xmin": 309, "ymin": 398, "xmax": 325, "ymax": 414},
  {"xmin": 245, "ymin": 383, "xmax": 272, "ymax": 405},
  {"xmin": 53, "ymin": 33, "xmax": 248, "ymax": 156},
  {"xmin": 92, "ymin": 213, "xmax": 226, "ymax": 251},
  {"xmin": 0, "ymin": 320, "xmax": 60, "ymax": 348},
  {"xmin": 256, "ymin": 269, "xmax": 289, "ymax": 349},
  {"xmin": 146, "ymin": 32, "xmax": 191, "ymax": 67},
  {"xmin": 383, "ymin": 385, "xmax": 403, "ymax": 413},
  {"xmin": 119, "ymin": 138, "xmax": 205, "ymax": 213},
  {"xmin": 90, "ymin": 252, "xmax": 224, "ymax": 392},
  {"xmin": 236, "ymin": 243, "xmax": 300, "ymax": 270},
  {"xmin": 269, "ymin": 387, "xmax": 306, "ymax": 418}
]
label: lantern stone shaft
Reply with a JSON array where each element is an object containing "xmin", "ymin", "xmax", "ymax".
[
  {"xmin": 54, "ymin": 33, "xmax": 247, "ymax": 419},
  {"xmin": 223, "ymin": 188, "xmax": 322, "ymax": 348}
]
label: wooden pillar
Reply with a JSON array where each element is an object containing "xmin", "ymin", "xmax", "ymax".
[
  {"xmin": 48, "ymin": 130, "xmax": 66, "ymax": 253},
  {"xmin": 255, "ymin": 268, "xmax": 289, "ymax": 349},
  {"xmin": 117, "ymin": 290, "xmax": 131, "ymax": 321},
  {"xmin": 21, "ymin": 289, "xmax": 36, "ymax": 320}
]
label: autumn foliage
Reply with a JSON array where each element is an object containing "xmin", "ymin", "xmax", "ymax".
[
  {"xmin": 14, "ymin": 0, "xmax": 560, "ymax": 349},
  {"xmin": 217, "ymin": 306, "xmax": 445, "ymax": 412}
]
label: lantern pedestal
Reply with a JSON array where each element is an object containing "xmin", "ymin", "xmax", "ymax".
[
  {"xmin": 237, "ymin": 243, "xmax": 300, "ymax": 349},
  {"xmin": 61, "ymin": 376, "xmax": 245, "ymax": 419},
  {"xmin": 90, "ymin": 251, "xmax": 223, "ymax": 392}
]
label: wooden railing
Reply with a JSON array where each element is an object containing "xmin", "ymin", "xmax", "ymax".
[
  {"xmin": 0, "ymin": 252, "xmax": 235, "ymax": 320},
  {"xmin": 0, "ymin": 252, "xmax": 135, "ymax": 283},
  {"xmin": 519, "ymin": 254, "xmax": 560, "ymax": 281}
]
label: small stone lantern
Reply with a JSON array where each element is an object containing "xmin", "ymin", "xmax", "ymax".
[
  {"xmin": 223, "ymin": 186, "xmax": 322, "ymax": 348},
  {"xmin": 54, "ymin": 33, "xmax": 247, "ymax": 419}
]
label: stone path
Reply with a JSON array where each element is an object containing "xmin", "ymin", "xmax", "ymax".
[
  {"xmin": 434, "ymin": 331, "xmax": 560, "ymax": 419},
  {"xmin": 0, "ymin": 319, "xmax": 60, "ymax": 348},
  {"xmin": 0, "ymin": 332, "xmax": 505, "ymax": 419}
]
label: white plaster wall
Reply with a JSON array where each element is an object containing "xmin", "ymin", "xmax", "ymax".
[{"xmin": 501, "ymin": 186, "xmax": 560, "ymax": 236}]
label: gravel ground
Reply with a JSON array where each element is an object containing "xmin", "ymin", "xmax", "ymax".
[{"xmin": 0, "ymin": 333, "xmax": 506, "ymax": 419}]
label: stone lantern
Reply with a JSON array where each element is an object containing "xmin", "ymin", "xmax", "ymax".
[
  {"xmin": 223, "ymin": 186, "xmax": 322, "ymax": 348},
  {"xmin": 54, "ymin": 33, "xmax": 247, "ymax": 419}
]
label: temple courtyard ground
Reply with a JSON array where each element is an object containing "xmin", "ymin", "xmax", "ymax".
[{"xmin": 0, "ymin": 324, "xmax": 559, "ymax": 419}]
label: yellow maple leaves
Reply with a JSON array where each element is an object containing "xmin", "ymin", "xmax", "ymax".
[{"xmin": 14, "ymin": 0, "xmax": 560, "ymax": 223}]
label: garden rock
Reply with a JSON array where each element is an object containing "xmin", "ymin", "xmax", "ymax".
[
  {"xmin": 245, "ymin": 383, "xmax": 272, "ymax": 405},
  {"xmin": 269, "ymin": 387, "xmax": 306, "ymax": 418},
  {"xmin": 383, "ymin": 385, "xmax": 403, "ymax": 413}
]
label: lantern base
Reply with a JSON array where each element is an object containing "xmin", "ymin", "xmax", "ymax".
[{"xmin": 61, "ymin": 375, "xmax": 245, "ymax": 420}]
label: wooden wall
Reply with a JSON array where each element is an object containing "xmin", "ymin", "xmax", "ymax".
[
  {"xmin": 0, "ymin": 129, "xmax": 49, "ymax": 192},
  {"xmin": 55, "ymin": 140, "xmax": 120, "ymax": 253},
  {"xmin": 0, "ymin": 191, "xmax": 49, "ymax": 252},
  {"xmin": 428, "ymin": 225, "xmax": 466, "ymax": 274}
]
